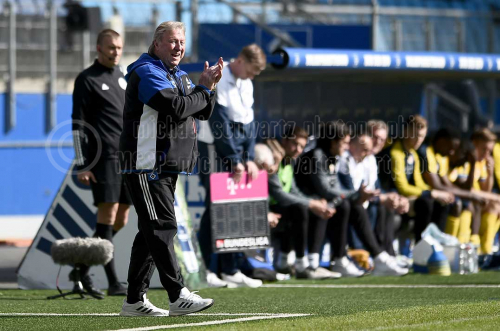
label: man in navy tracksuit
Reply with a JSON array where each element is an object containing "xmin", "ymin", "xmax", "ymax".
[{"xmin": 118, "ymin": 21, "xmax": 223, "ymax": 317}]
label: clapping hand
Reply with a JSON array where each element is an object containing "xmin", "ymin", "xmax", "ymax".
[{"xmin": 199, "ymin": 57, "xmax": 223, "ymax": 91}]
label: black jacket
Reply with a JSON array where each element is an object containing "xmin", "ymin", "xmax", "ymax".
[
  {"xmin": 72, "ymin": 60, "xmax": 126, "ymax": 171},
  {"xmin": 295, "ymin": 147, "xmax": 359, "ymax": 202}
]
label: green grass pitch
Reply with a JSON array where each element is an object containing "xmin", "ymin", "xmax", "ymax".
[{"xmin": 1, "ymin": 272, "xmax": 499, "ymax": 330}]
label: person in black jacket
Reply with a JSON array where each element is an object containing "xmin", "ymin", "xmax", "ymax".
[
  {"xmin": 71, "ymin": 29, "xmax": 131, "ymax": 298},
  {"xmin": 118, "ymin": 21, "xmax": 223, "ymax": 317},
  {"xmin": 295, "ymin": 121, "xmax": 409, "ymax": 277},
  {"xmin": 266, "ymin": 126, "xmax": 341, "ymax": 279}
]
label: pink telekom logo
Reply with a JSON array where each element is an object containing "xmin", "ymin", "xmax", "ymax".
[{"xmin": 210, "ymin": 170, "xmax": 268, "ymax": 202}]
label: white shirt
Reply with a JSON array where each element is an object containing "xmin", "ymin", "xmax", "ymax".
[
  {"xmin": 338, "ymin": 151, "xmax": 378, "ymax": 208},
  {"xmin": 197, "ymin": 62, "xmax": 255, "ymax": 143},
  {"xmin": 216, "ymin": 62, "xmax": 255, "ymax": 124}
]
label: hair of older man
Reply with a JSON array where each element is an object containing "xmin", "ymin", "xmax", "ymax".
[
  {"xmin": 97, "ymin": 29, "xmax": 120, "ymax": 45},
  {"xmin": 148, "ymin": 21, "xmax": 186, "ymax": 55},
  {"xmin": 254, "ymin": 143, "xmax": 275, "ymax": 168},
  {"xmin": 239, "ymin": 44, "xmax": 267, "ymax": 71}
]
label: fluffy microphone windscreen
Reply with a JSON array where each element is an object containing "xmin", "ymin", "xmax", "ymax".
[{"xmin": 51, "ymin": 237, "xmax": 114, "ymax": 266}]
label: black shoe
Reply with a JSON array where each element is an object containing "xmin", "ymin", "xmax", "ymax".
[
  {"xmin": 274, "ymin": 265, "xmax": 292, "ymax": 275},
  {"xmin": 69, "ymin": 268, "xmax": 105, "ymax": 299},
  {"xmin": 108, "ymin": 282, "xmax": 127, "ymax": 296}
]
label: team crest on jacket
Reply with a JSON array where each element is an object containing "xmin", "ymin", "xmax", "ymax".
[{"xmin": 118, "ymin": 77, "xmax": 127, "ymax": 90}]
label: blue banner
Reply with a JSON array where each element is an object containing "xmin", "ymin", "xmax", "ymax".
[
  {"xmin": 198, "ymin": 24, "xmax": 371, "ymax": 63},
  {"xmin": 274, "ymin": 48, "xmax": 500, "ymax": 73}
]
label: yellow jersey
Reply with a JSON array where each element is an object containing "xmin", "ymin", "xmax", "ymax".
[{"xmin": 449, "ymin": 160, "xmax": 487, "ymax": 191}]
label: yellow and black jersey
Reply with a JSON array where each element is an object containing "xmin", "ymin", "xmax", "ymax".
[
  {"xmin": 493, "ymin": 142, "xmax": 500, "ymax": 191},
  {"xmin": 448, "ymin": 160, "xmax": 487, "ymax": 191},
  {"xmin": 417, "ymin": 145, "xmax": 449, "ymax": 178},
  {"xmin": 377, "ymin": 140, "xmax": 430, "ymax": 197}
]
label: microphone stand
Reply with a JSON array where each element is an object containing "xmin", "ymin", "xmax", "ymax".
[{"xmin": 47, "ymin": 264, "xmax": 93, "ymax": 300}]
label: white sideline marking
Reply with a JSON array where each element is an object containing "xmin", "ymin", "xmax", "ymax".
[
  {"xmin": 0, "ymin": 313, "xmax": 120, "ymax": 317},
  {"xmin": 0, "ymin": 313, "xmax": 297, "ymax": 317},
  {"xmin": 262, "ymin": 284, "xmax": 500, "ymax": 289},
  {"xmin": 363, "ymin": 315, "xmax": 500, "ymax": 330},
  {"xmin": 110, "ymin": 314, "xmax": 310, "ymax": 331}
]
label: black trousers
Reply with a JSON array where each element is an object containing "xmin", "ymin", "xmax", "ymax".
[
  {"xmin": 270, "ymin": 203, "xmax": 309, "ymax": 258},
  {"xmin": 374, "ymin": 204, "xmax": 396, "ymax": 256},
  {"xmin": 124, "ymin": 173, "xmax": 184, "ymax": 303},
  {"xmin": 413, "ymin": 196, "xmax": 450, "ymax": 242},
  {"xmin": 309, "ymin": 199, "xmax": 383, "ymax": 260}
]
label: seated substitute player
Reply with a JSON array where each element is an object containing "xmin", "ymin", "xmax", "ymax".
[
  {"xmin": 338, "ymin": 127, "xmax": 409, "ymax": 258},
  {"xmin": 295, "ymin": 121, "xmax": 408, "ymax": 277},
  {"xmin": 449, "ymin": 129, "xmax": 500, "ymax": 254},
  {"xmin": 378, "ymin": 115, "xmax": 454, "ymax": 242},
  {"xmin": 265, "ymin": 126, "xmax": 339, "ymax": 279},
  {"xmin": 417, "ymin": 127, "xmax": 484, "ymax": 238},
  {"xmin": 71, "ymin": 29, "xmax": 131, "ymax": 298},
  {"xmin": 366, "ymin": 120, "xmax": 410, "ymax": 255}
]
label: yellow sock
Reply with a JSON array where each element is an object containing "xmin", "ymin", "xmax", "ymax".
[
  {"xmin": 445, "ymin": 215, "xmax": 460, "ymax": 238},
  {"xmin": 479, "ymin": 213, "xmax": 500, "ymax": 255},
  {"xmin": 457, "ymin": 210, "xmax": 472, "ymax": 244},
  {"xmin": 470, "ymin": 234, "xmax": 480, "ymax": 247}
]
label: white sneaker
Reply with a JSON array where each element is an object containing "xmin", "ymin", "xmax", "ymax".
[
  {"xmin": 221, "ymin": 271, "xmax": 263, "ymax": 288},
  {"xmin": 315, "ymin": 267, "xmax": 342, "ymax": 279},
  {"xmin": 296, "ymin": 267, "xmax": 342, "ymax": 280},
  {"xmin": 331, "ymin": 256, "xmax": 365, "ymax": 277},
  {"xmin": 206, "ymin": 272, "xmax": 228, "ymax": 288},
  {"xmin": 396, "ymin": 255, "xmax": 413, "ymax": 269},
  {"xmin": 119, "ymin": 294, "xmax": 169, "ymax": 317},
  {"xmin": 373, "ymin": 251, "xmax": 409, "ymax": 276},
  {"xmin": 169, "ymin": 287, "xmax": 214, "ymax": 316}
]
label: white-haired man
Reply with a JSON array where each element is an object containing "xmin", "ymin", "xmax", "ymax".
[{"xmin": 119, "ymin": 21, "xmax": 223, "ymax": 316}]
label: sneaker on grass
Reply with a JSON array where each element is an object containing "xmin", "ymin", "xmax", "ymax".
[
  {"xmin": 119, "ymin": 294, "xmax": 169, "ymax": 317},
  {"xmin": 296, "ymin": 267, "xmax": 342, "ymax": 280},
  {"xmin": 221, "ymin": 271, "xmax": 263, "ymax": 288},
  {"xmin": 330, "ymin": 256, "xmax": 365, "ymax": 277},
  {"xmin": 372, "ymin": 251, "xmax": 409, "ymax": 276},
  {"xmin": 169, "ymin": 288, "xmax": 214, "ymax": 316},
  {"xmin": 206, "ymin": 271, "xmax": 228, "ymax": 288}
]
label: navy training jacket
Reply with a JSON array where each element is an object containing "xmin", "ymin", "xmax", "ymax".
[{"xmin": 119, "ymin": 53, "xmax": 215, "ymax": 175}]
